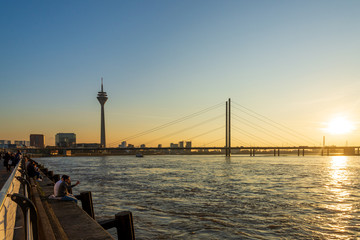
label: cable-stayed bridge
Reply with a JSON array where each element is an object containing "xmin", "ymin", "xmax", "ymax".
[
  {"xmin": 108, "ymin": 99, "xmax": 319, "ymax": 148},
  {"xmin": 22, "ymin": 99, "xmax": 360, "ymax": 156}
]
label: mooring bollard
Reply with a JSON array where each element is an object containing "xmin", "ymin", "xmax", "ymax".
[
  {"xmin": 47, "ymin": 170, "xmax": 54, "ymax": 180},
  {"xmin": 80, "ymin": 191, "xmax": 95, "ymax": 219},
  {"xmin": 53, "ymin": 174, "xmax": 60, "ymax": 183},
  {"xmin": 115, "ymin": 211, "xmax": 135, "ymax": 240}
]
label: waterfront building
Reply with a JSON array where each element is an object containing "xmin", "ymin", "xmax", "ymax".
[
  {"xmin": 179, "ymin": 141, "xmax": 184, "ymax": 148},
  {"xmin": 14, "ymin": 140, "xmax": 30, "ymax": 147},
  {"xmin": 0, "ymin": 140, "xmax": 11, "ymax": 149},
  {"xmin": 119, "ymin": 141, "xmax": 127, "ymax": 148},
  {"xmin": 185, "ymin": 141, "xmax": 192, "ymax": 148},
  {"xmin": 55, "ymin": 133, "xmax": 76, "ymax": 147},
  {"xmin": 140, "ymin": 144, "xmax": 146, "ymax": 148},
  {"xmin": 30, "ymin": 134, "xmax": 45, "ymax": 148},
  {"xmin": 158, "ymin": 144, "xmax": 162, "ymax": 148},
  {"xmin": 97, "ymin": 78, "xmax": 108, "ymax": 148},
  {"xmin": 128, "ymin": 144, "xmax": 134, "ymax": 148},
  {"xmin": 170, "ymin": 143, "xmax": 179, "ymax": 148}
]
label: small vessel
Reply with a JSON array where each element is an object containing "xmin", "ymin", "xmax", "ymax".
[{"xmin": 136, "ymin": 153, "xmax": 143, "ymax": 157}]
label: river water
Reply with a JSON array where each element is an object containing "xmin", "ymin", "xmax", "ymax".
[{"xmin": 35, "ymin": 155, "xmax": 360, "ymax": 239}]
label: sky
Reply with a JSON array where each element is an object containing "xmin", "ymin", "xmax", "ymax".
[{"xmin": 1, "ymin": 0, "xmax": 360, "ymax": 147}]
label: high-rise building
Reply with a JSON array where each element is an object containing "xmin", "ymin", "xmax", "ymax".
[
  {"xmin": 55, "ymin": 133, "xmax": 76, "ymax": 147},
  {"xmin": 185, "ymin": 141, "xmax": 192, "ymax": 148},
  {"xmin": 179, "ymin": 141, "xmax": 184, "ymax": 148},
  {"xmin": 30, "ymin": 134, "xmax": 45, "ymax": 148},
  {"xmin": 97, "ymin": 78, "xmax": 108, "ymax": 148}
]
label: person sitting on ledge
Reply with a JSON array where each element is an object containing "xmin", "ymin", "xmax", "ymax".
[
  {"xmin": 55, "ymin": 175, "xmax": 79, "ymax": 203},
  {"xmin": 26, "ymin": 159, "xmax": 42, "ymax": 181}
]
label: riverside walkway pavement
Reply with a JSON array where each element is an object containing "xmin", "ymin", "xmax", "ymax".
[{"xmin": 0, "ymin": 160, "xmax": 115, "ymax": 240}]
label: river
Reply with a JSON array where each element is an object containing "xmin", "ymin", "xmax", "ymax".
[{"xmin": 35, "ymin": 155, "xmax": 360, "ymax": 239}]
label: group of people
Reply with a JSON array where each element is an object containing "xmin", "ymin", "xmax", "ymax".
[
  {"xmin": 54, "ymin": 175, "xmax": 80, "ymax": 203},
  {"xmin": 1, "ymin": 150, "xmax": 80, "ymax": 203},
  {"xmin": 0, "ymin": 150, "xmax": 22, "ymax": 172},
  {"xmin": 25, "ymin": 157, "xmax": 43, "ymax": 181}
]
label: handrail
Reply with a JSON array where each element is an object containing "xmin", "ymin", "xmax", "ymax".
[
  {"xmin": 0, "ymin": 161, "xmax": 22, "ymax": 240},
  {"xmin": 0, "ymin": 162, "xmax": 20, "ymax": 210}
]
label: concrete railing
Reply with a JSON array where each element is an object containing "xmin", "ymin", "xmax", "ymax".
[{"xmin": 0, "ymin": 163, "xmax": 22, "ymax": 240}]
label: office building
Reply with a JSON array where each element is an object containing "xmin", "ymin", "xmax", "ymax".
[
  {"xmin": 55, "ymin": 133, "xmax": 76, "ymax": 147},
  {"xmin": 119, "ymin": 141, "xmax": 127, "ymax": 148},
  {"xmin": 30, "ymin": 134, "xmax": 45, "ymax": 148}
]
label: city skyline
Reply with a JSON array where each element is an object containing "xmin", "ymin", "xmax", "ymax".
[{"xmin": 1, "ymin": 1, "xmax": 360, "ymax": 147}]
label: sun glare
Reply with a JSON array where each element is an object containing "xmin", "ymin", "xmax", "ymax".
[{"xmin": 325, "ymin": 117, "xmax": 355, "ymax": 134}]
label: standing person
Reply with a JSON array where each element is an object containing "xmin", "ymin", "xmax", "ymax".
[
  {"xmin": 14, "ymin": 150, "xmax": 22, "ymax": 166},
  {"xmin": 3, "ymin": 152, "xmax": 11, "ymax": 172}
]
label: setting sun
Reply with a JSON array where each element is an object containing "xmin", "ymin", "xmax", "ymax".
[{"xmin": 325, "ymin": 117, "xmax": 355, "ymax": 134}]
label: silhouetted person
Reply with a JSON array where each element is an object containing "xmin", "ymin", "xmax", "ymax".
[{"xmin": 3, "ymin": 152, "xmax": 11, "ymax": 172}]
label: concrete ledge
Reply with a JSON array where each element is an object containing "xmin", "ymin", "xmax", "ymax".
[{"xmin": 33, "ymin": 173, "xmax": 114, "ymax": 240}]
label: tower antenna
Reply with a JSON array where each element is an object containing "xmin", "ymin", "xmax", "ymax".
[{"xmin": 101, "ymin": 77, "xmax": 104, "ymax": 92}]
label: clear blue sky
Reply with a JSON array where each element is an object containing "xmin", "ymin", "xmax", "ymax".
[{"xmin": 1, "ymin": 0, "xmax": 360, "ymax": 147}]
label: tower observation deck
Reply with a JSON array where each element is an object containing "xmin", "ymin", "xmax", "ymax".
[{"xmin": 97, "ymin": 78, "xmax": 108, "ymax": 148}]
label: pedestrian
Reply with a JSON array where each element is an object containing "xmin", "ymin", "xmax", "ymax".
[{"xmin": 3, "ymin": 152, "xmax": 11, "ymax": 172}]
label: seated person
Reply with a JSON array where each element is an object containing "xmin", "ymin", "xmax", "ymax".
[
  {"xmin": 55, "ymin": 175, "xmax": 79, "ymax": 203},
  {"xmin": 26, "ymin": 160, "xmax": 42, "ymax": 180}
]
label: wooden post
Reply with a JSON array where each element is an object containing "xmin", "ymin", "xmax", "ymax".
[
  {"xmin": 115, "ymin": 211, "xmax": 135, "ymax": 240},
  {"xmin": 274, "ymin": 149, "xmax": 276, "ymax": 156},
  {"xmin": 80, "ymin": 191, "xmax": 95, "ymax": 219},
  {"xmin": 253, "ymin": 148, "xmax": 255, "ymax": 156},
  {"xmin": 278, "ymin": 149, "xmax": 280, "ymax": 156},
  {"xmin": 298, "ymin": 149, "xmax": 300, "ymax": 156},
  {"xmin": 47, "ymin": 171, "xmax": 54, "ymax": 180},
  {"xmin": 302, "ymin": 149, "xmax": 305, "ymax": 156},
  {"xmin": 53, "ymin": 174, "xmax": 60, "ymax": 183}
]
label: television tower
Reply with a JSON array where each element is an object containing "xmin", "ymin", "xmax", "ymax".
[{"xmin": 97, "ymin": 78, "xmax": 108, "ymax": 148}]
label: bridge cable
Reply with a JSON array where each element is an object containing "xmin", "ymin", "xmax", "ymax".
[
  {"xmin": 107, "ymin": 102, "xmax": 224, "ymax": 147},
  {"xmin": 232, "ymin": 101, "xmax": 318, "ymax": 146},
  {"xmin": 232, "ymin": 113, "xmax": 300, "ymax": 146},
  {"xmin": 232, "ymin": 126, "xmax": 278, "ymax": 147},
  {"xmin": 144, "ymin": 114, "xmax": 223, "ymax": 146}
]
